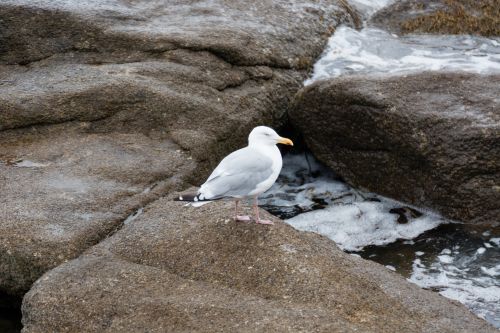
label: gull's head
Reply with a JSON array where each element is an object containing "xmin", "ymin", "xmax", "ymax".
[{"xmin": 248, "ymin": 126, "xmax": 293, "ymax": 147}]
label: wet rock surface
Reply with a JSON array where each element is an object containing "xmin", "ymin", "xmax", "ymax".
[
  {"xmin": 291, "ymin": 72, "xmax": 500, "ymax": 225},
  {"xmin": 22, "ymin": 200, "xmax": 496, "ymax": 333},
  {"xmin": 0, "ymin": 0, "xmax": 358, "ymax": 296},
  {"xmin": 0, "ymin": 123, "xmax": 195, "ymax": 295},
  {"xmin": 371, "ymin": 0, "xmax": 500, "ymax": 36},
  {"xmin": 0, "ymin": 0, "xmax": 354, "ymax": 67}
]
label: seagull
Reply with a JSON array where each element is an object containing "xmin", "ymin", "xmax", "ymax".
[{"xmin": 175, "ymin": 126, "xmax": 293, "ymax": 224}]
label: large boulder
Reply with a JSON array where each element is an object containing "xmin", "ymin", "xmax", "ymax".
[
  {"xmin": 22, "ymin": 199, "xmax": 496, "ymax": 332},
  {"xmin": 0, "ymin": 0, "xmax": 354, "ymax": 67},
  {"xmin": 370, "ymin": 0, "xmax": 499, "ymax": 36},
  {"xmin": 0, "ymin": 0, "xmax": 358, "ymax": 295},
  {"xmin": 291, "ymin": 72, "xmax": 500, "ymax": 225}
]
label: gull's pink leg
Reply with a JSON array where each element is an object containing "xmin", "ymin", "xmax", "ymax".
[
  {"xmin": 253, "ymin": 196, "xmax": 273, "ymax": 225},
  {"xmin": 234, "ymin": 200, "xmax": 251, "ymax": 222}
]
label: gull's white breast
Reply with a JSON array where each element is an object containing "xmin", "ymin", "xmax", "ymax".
[{"xmin": 248, "ymin": 145, "xmax": 282, "ymax": 196}]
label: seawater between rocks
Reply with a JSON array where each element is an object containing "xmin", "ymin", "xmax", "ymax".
[
  {"xmin": 306, "ymin": 26, "xmax": 500, "ymax": 84},
  {"xmin": 260, "ymin": 153, "xmax": 500, "ymax": 328}
]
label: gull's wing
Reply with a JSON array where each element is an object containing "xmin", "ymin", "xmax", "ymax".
[{"xmin": 198, "ymin": 147, "xmax": 274, "ymax": 200}]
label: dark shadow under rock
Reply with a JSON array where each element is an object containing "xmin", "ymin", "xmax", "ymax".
[{"xmin": 0, "ymin": 292, "xmax": 22, "ymax": 333}]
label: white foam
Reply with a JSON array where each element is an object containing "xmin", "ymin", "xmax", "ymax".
[
  {"xmin": 347, "ymin": 0, "xmax": 394, "ymax": 18},
  {"xmin": 438, "ymin": 255, "xmax": 454, "ymax": 264},
  {"xmin": 306, "ymin": 26, "xmax": 500, "ymax": 84},
  {"xmin": 481, "ymin": 266, "xmax": 500, "ymax": 277},
  {"xmin": 409, "ymin": 246, "xmax": 500, "ymax": 327},
  {"xmin": 476, "ymin": 247, "xmax": 486, "ymax": 254},
  {"xmin": 287, "ymin": 202, "xmax": 443, "ymax": 251},
  {"xmin": 490, "ymin": 238, "xmax": 500, "ymax": 246},
  {"xmin": 261, "ymin": 154, "xmax": 445, "ymax": 251}
]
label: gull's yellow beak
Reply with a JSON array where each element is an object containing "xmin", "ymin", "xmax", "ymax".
[{"xmin": 277, "ymin": 137, "xmax": 294, "ymax": 146}]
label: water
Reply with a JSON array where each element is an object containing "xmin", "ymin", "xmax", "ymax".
[
  {"xmin": 262, "ymin": 153, "xmax": 500, "ymax": 328},
  {"xmin": 305, "ymin": 0, "xmax": 500, "ymax": 86},
  {"xmin": 306, "ymin": 26, "xmax": 500, "ymax": 84},
  {"xmin": 348, "ymin": 0, "xmax": 395, "ymax": 18},
  {"xmin": 360, "ymin": 224, "xmax": 500, "ymax": 327},
  {"xmin": 260, "ymin": 154, "xmax": 446, "ymax": 251}
]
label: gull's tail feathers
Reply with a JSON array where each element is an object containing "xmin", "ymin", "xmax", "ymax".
[
  {"xmin": 174, "ymin": 192, "xmax": 214, "ymax": 207},
  {"xmin": 174, "ymin": 193, "xmax": 200, "ymax": 202}
]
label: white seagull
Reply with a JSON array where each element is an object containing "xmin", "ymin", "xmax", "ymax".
[{"xmin": 175, "ymin": 126, "xmax": 293, "ymax": 224}]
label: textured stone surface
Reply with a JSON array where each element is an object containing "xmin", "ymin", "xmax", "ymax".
[
  {"xmin": 22, "ymin": 199, "xmax": 496, "ymax": 332},
  {"xmin": 0, "ymin": 0, "xmax": 353, "ymax": 67},
  {"xmin": 0, "ymin": 0, "xmax": 352, "ymax": 69},
  {"xmin": 0, "ymin": 123, "xmax": 195, "ymax": 295},
  {"xmin": 291, "ymin": 72, "xmax": 500, "ymax": 225},
  {"xmin": 0, "ymin": 0, "xmax": 358, "ymax": 295},
  {"xmin": 370, "ymin": 0, "xmax": 500, "ymax": 36}
]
